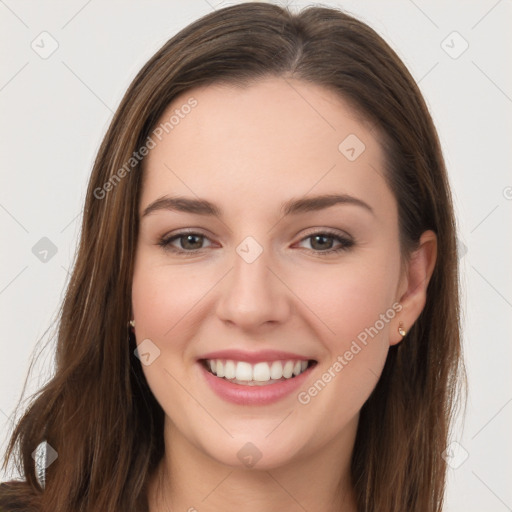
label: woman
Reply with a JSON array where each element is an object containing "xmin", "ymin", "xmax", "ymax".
[{"xmin": 0, "ymin": 2, "xmax": 466, "ymax": 511}]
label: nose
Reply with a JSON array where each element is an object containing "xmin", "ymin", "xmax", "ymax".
[{"xmin": 215, "ymin": 239, "xmax": 291, "ymax": 331}]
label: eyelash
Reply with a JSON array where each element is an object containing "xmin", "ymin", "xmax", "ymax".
[{"xmin": 157, "ymin": 229, "xmax": 354, "ymax": 257}]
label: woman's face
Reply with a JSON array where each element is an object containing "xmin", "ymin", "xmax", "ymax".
[{"xmin": 132, "ymin": 77, "xmax": 407, "ymax": 469}]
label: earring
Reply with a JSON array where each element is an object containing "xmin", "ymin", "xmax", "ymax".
[
  {"xmin": 129, "ymin": 319, "xmax": 135, "ymax": 329},
  {"xmin": 398, "ymin": 321, "xmax": 406, "ymax": 337}
]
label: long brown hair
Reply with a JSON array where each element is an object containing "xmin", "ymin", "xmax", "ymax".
[{"xmin": 0, "ymin": 3, "xmax": 466, "ymax": 511}]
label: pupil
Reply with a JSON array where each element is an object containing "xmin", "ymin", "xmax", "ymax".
[
  {"xmin": 183, "ymin": 234, "xmax": 202, "ymax": 249},
  {"xmin": 312, "ymin": 235, "xmax": 332, "ymax": 250}
]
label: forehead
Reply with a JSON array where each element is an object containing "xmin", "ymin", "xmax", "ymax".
[{"xmin": 140, "ymin": 77, "xmax": 394, "ymax": 219}]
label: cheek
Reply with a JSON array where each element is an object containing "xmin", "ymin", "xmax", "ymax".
[
  {"xmin": 131, "ymin": 258, "xmax": 210, "ymax": 340},
  {"xmin": 294, "ymin": 257, "xmax": 399, "ymax": 345},
  {"xmin": 290, "ymin": 259, "xmax": 398, "ymax": 413},
  {"xmin": 130, "ymin": 258, "xmax": 207, "ymax": 422},
  {"xmin": 130, "ymin": 258, "xmax": 195, "ymax": 398}
]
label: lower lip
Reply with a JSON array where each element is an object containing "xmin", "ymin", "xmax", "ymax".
[{"xmin": 198, "ymin": 361, "xmax": 315, "ymax": 405}]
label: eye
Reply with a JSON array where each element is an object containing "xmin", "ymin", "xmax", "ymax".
[
  {"xmin": 157, "ymin": 229, "xmax": 354, "ymax": 256},
  {"xmin": 158, "ymin": 231, "xmax": 213, "ymax": 254},
  {"xmin": 296, "ymin": 230, "xmax": 354, "ymax": 255}
]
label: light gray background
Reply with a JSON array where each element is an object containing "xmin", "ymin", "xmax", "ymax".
[{"xmin": 1, "ymin": 1, "xmax": 511, "ymax": 510}]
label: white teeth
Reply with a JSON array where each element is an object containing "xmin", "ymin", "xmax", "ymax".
[
  {"xmin": 235, "ymin": 361, "xmax": 252, "ymax": 381},
  {"xmin": 253, "ymin": 362, "xmax": 270, "ymax": 381},
  {"xmin": 270, "ymin": 361, "xmax": 283, "ymax": 380},
  {"xmin": 204, "ymin": 358, "xmax": 312, "ymax": 383},
  {"xmin": 282, "ymin": 361, "xmax": 294, "ymax": 378},
  {"xmin": 224, "ymin": 360, "xmax": 236, "ymax": 380}
]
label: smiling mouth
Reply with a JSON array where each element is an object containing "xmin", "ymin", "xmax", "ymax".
[{"xmin": 200, "ymin": 358, "xmax": 317, "ymax": 386}]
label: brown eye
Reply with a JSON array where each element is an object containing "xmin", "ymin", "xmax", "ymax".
[
  {"xmin": 158, "ymin": 232, "xmax": 213, "ymax": 253},
  {"xmin": 176, "ymin": 234, "xmax": 205, "ymax": 251},
  {"xmin": 297, "ymin": 231, "xmax": 354, "ymax": 255},
  {"xmin": 310, "ymin": 234, "xmax": 336, "ymax": 251}
]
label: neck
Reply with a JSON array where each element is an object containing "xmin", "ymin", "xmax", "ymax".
[{"xmin": 148, "ymin": 416, "xmax": 359, "ymax": 512}]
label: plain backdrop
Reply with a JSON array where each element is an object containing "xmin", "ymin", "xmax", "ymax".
[{"xmin": 1, "ymin": 1, "xmax": 511, "ymax": 510}]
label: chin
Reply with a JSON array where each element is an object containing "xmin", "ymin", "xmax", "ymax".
[{"xmin": 196, "ymin": 431, "xmax": 307, "ymax": 471}]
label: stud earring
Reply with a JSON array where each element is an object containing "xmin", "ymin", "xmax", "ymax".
[
  {"xmin": 398, "ymin": 321, "xmax": 406, "ymax": 337},
  {"xmin": 129, "ymin": 319, "xmax": 135, "ymax": 329}
]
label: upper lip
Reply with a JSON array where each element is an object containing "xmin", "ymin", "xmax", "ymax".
[{"xmin": 198, "ymin": 349, "xmax": 316, "ymax": 364}]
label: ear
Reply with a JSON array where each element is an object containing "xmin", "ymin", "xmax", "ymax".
[{"xmin": 390, "ymin": 230, "xmax": 437, "ymax": 346}]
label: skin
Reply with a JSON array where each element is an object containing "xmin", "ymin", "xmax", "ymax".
[{"xmin": 131, "ymin": 76, "xmax": 437, "ymax": 512}]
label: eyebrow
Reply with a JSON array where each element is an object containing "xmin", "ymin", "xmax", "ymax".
[{"xmin": 141, "ymin": 193, "xmax": 374, "ymax": 219}]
